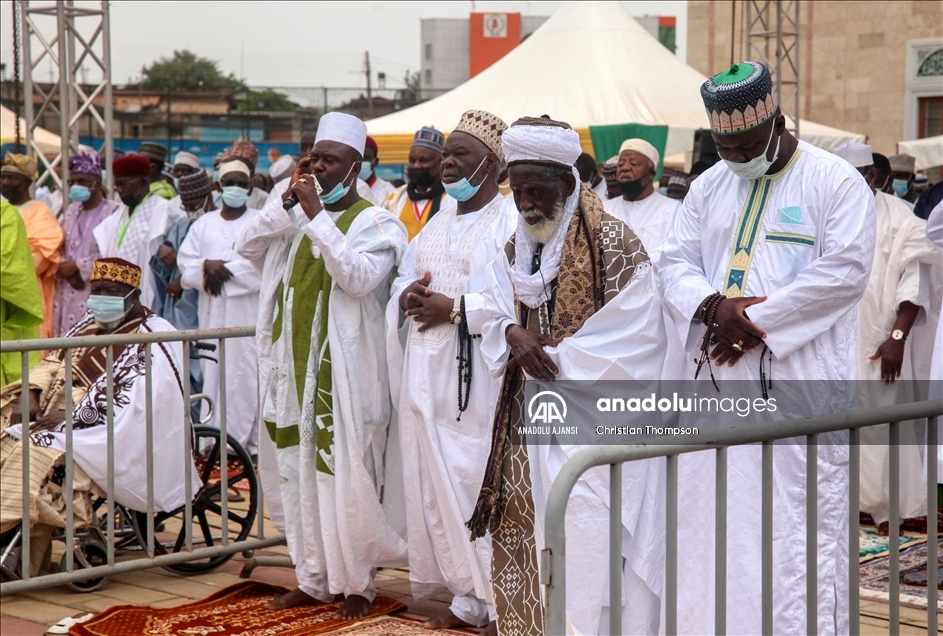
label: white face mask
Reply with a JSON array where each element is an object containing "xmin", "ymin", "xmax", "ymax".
[{"xmin": 723, "ymin": 125, "xmax": 780, "ymax": 180}]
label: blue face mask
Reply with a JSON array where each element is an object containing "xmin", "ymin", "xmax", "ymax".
[
  {"xmin": 892, "ymin": 179, "xmax": 910, "ymax": 197},
  {"xmin": 318, "ymin": 164, "xmax": 355, "ymax": 205},
  {"xmin": 221, "ymin": 186, "xmax": 249, "ymax": 208},
  {"xmin": 173, "ymin": 178, "xmax": 180, "ymax": 191},
  {"xmin": 658, "ymin": 186, "xmax": 668, "ymax": 196},
  {"xmin": 69, "ymin": 185, "xmax": 91, "ymax": 202},
  {"xmin": 442, "ymin": 155, "xmax": 489, "ymax": 202},
  {"xmin": 358, "ymin": 162, "xmax": 373, "ymax": 181},
  {"xmin": 87, "ymin": 291, "xmax": 133, "ymax": 324}
]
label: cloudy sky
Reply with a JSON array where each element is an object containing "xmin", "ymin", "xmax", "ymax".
[{"xmin": 0, "ymin": 1, "xmax": 687, "ymax": 90}]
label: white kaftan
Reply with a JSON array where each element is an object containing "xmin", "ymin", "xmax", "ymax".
[
  {"xmin": 236, "ymin": 196, "xmax": 407, "ymax": 602},
  {"xmin": 603, "ymin": 192, "xmax": 680, "ymax": 269},
  {"xmin": 925, "ymin": 201, "xmax": 943, "ymax": 481},
  {"xmin": 386, "ymin": 194, "xmax": 517, "ymax": 625},
  {"xmin": 857, "ymin": 192, "xmax": 937, "ymax": 524},
  {"xmin": 474, "ymin": 235, "xmax": 669, "ymax": 635},
  {"xmin": 7, "ymin": 313, "xmax": 200, "ymax": 512},
  {"xmin": 177, "ymin": 209, "xmax": 262, "ymax": 455},
  {"xmin": 93, "ymin": 195, "xmax": 185, "ymax": 309},
  {"xmin": 659, "ymin": 141, "xmax": 876, "ymax": 635}
]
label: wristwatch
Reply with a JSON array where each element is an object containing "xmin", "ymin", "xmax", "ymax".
[
  {"xmin": 891, "ymin": 329, "xmax": 906, "ymax": 342},
  {"xmin": 449, "ymin": 295, "xmax": 463, "ymax": 325}
]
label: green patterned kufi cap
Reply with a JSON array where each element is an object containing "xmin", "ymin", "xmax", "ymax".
[{"xmin": 700, "ymin": 61, "xmax": 777, "ymax": 135}]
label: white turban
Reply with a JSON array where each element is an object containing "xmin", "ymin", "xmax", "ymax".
[
  {"xmin": 174, "ymin": 151, "xmax": 201, "ymax": 169},
  {"xmin": 501, "ymin": 123, "xmax": 582, "ymax": 167},
  {"xmin": 501, "ymin": 120, "xmax": 583, "ymax": 308},
  {"xmin": 218, "ymin": 160, "xmax": 250, "ymax": 178},
  {"xmin": 269, "ymin": 154, "xmax": 296, "ymax": 182},
  {"xmin": 619, "ymin": 139, "xmax": 659, "ymax": 168},
  {"xmin": 832, "ymin": 141, "xmax": 873, "ymax": 168},
  {"xmin": 315, "ymin": 112, "xmax": 367, "ymax": 157}
]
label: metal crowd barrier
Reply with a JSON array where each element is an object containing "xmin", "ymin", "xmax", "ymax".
[
  {"xmin": 0, "ymin": 327, "xmax": 286, "ymax": 595},
  {"xmin": 542, "ymin": 400, "xmax": 942, "ymax": 635}
]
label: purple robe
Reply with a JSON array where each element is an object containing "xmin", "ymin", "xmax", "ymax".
[{"xmin": 52, "ymin": 198, "xmax": 120, "ymax": 336}]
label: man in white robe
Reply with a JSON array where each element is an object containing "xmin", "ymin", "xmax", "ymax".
[
  {"xmin": 235, "ymin": 112, "xmax": 407, "ymax": 619},
  {"xmin": 386, "ymin": 110, "xmax": 516, "ymax": 632},
  {"xmin": 1, "ymin": 258, "xmax": 199, "ymax": 571},
  {"xmin": 604, "ymin": 138, "xmax": 688, "ymax": 380},
  {"xmin": 469, "ymin": 116, "xmax": 667, "ymax": 636},
  {"xmin": 362, "ymin": 136, "xmax": 396, "ymax": 205},
  {"xmin": 177, "ymin": 160, "xmax": 261, "ymax": 456},
  {"xmin": 94, "ymin": 155, "xmax": 184, "ymax": 309},
  {"xmin": 603, "ymin": 139, "xmax": 680, "ymax": 269},
  {"xmin": 660, "ymin": 62, "xmax": 876, "ymax": 635},
  {"xmin": 832, "ymin": 142, "xmax": 938, "ymax": 532}
]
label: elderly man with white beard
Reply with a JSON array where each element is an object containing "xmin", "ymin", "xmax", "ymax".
[{"xmin": 467, "ymin": 116, "xmax": 668, "ymax": 636}]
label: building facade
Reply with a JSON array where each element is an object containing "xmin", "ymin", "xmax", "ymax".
[{"xmin": 686, "ymin": 1, "xmax": 943, "ymax": 156}]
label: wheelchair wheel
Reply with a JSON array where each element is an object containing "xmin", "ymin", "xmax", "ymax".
[
  {"xmin": 61, "ymin": 540, "xmax": 109, "ymax": 592},
  {"xmin": 131, "ymin": 426, "xmax": 258, "ymax": 574}
]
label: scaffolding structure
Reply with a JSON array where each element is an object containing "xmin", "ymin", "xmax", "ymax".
[
  {"xmin": 17, "ymin": 0, "xmax": 113, "ymax": 191},
  {"xmin": 744, "ymin": 0, "xmax": 800, "ymax": 135}
]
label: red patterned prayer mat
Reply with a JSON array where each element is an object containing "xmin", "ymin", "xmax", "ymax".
[
  {"xmin": 327, "ymin": 614, "xmax": 481, "ymax": 634},
  {"xmin": 69, "ymin": 581, "xmax": 406, "ymax": 636}
]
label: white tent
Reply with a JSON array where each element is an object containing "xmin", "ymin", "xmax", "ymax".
[
  {"xmin": 897, "ymin": 135, "xmax": 943, "ymax": 170},
  {"xmin": 0, "ymin": 105, "xmax": 65, "ymax": 158},
  {"xmin": 367, "ymin": 1, "xmax": 864, "ymax": 162}
]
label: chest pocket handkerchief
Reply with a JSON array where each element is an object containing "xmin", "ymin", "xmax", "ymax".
[{"xmin": 777, "ymin": 205, "xmax": 802, "ymax": 224}]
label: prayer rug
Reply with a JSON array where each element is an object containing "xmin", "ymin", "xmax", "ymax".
[
  {"xmin": 326, "ymin": 614, "xmax": 480, "ymax": 634},
  {"xmin": 859, "ymin": 537, "xmax": 942, "ymax": 610},
  {"xmin": 69, "ymin": 581, "xmax": 406, "ymax": 636},
  {"xmin": 858, "ymin": 526, "xmax": 925, "ymax": 563}
]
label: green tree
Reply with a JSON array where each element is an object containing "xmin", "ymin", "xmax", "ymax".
[
  {"xmin": 142, "ymin": 50, "xmax": 242, "ymax": 91},
  {"xmin": 235, "ymin": 89, "xmax": 297, "ymax": 113}
]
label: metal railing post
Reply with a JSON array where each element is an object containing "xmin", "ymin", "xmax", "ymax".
[
  {"xmin": 806, "ymin": 433, "xmax": 818, "ymax": 633},
  {"xmin": 219, "ymin": 337, "xmax": 228, "ymax": 545},
  {"xmin": 761, "ymin": 441, "xmax": 773, "ymax": 635},
  {"xmin": 20, "ymin": 352, "xmax": 30, "ymax": 581},
  {"xmin": 848, "ymin": 427, "xmax": 860, "ymax": 636},
  {"xmin": 609, "ymin": 462, "xmax": 622, "ymax": 635},
  {"xmin": 666, "ymin": 454, "xmax": 678, "ymax": 635},
  {"xmin": 106, "ymin": 345, "xmax": 114, "ymax": 565},
  {"xmin": 926, "ymin": 416, "xmax": 938, "ymax": 635},
  {"xmin": 715, "ymin": 446, "xmax": 727, "ymax": 635},
  {"xmin": 888, "ymin": 422, "xmax": 900, "ymax": 635},
  {"xmin": 145, "ymin": 343, "xmax": 154, "ymax": 558},
  {"xmin": 64, "ymin": 351, "xmax": 74, "ymax": 572}
]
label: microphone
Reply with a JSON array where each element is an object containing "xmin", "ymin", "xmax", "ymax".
[{"xmin": 282, "ymin": 175, "xmax": 321, "ymax": 211}]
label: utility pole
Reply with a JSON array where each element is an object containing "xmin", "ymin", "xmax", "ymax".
[{"xmin": 365, "ymin": 50, "xmax": 373, "ymax": 119}]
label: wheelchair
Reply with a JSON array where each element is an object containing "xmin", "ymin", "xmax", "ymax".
[{"xmin": 0, "ymin": 343, "xmax": 259, "ymax": 592}]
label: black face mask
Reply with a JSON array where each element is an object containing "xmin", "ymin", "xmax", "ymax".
[
  {"xmin": 0, "ymin": 184, "xmax": 25, "ymax": 202},
  {"xmin": 617, "ymin": 177, "xmax": 647, "ymax": 201},
  {"xmin": 120, "ymin": 192, "xmax": 145, "ymax": 210},
  {"xmin": 406, "ymin": 167, "xmax": 436, "ymax": 189}
]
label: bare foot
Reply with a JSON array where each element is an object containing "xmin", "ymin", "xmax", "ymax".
[
  {"xmin": 266, "ymin": 587, "xmax": 322, "ymax": 610},
  {"xmin": 422, "ymin": 608, "xmax": 472, "ymax": 630},
  {"xmin": 877, "ymin": 521, "xmax": 889, "ymax": 537},
  {"xmin": 336, "ymin": 594, "xmax": 371, "ymax": 619},
  {"xmin": 480, "ymin": 620, "xmax": 497, "ymax": 636}
]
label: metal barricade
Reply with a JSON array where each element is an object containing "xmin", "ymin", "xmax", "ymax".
[
  {"xmin": 0, "ymin": 326, "xmax": 285, "ymax": 595},
  {"xmin": 543, "ymin": 400, "xmax": 942, "ymax": 635}
]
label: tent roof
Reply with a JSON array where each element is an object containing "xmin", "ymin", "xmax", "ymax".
[
  {"xmin": 897, "ymin": 135, "xmax": 943, "ymax": 170},
  {"xmin": 0, "ymin": 105, "xmax": 66, "ymax": 158},
  {"xmin": 367, "ymin": 1, "xmax": 863, "ymax": 151}
]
